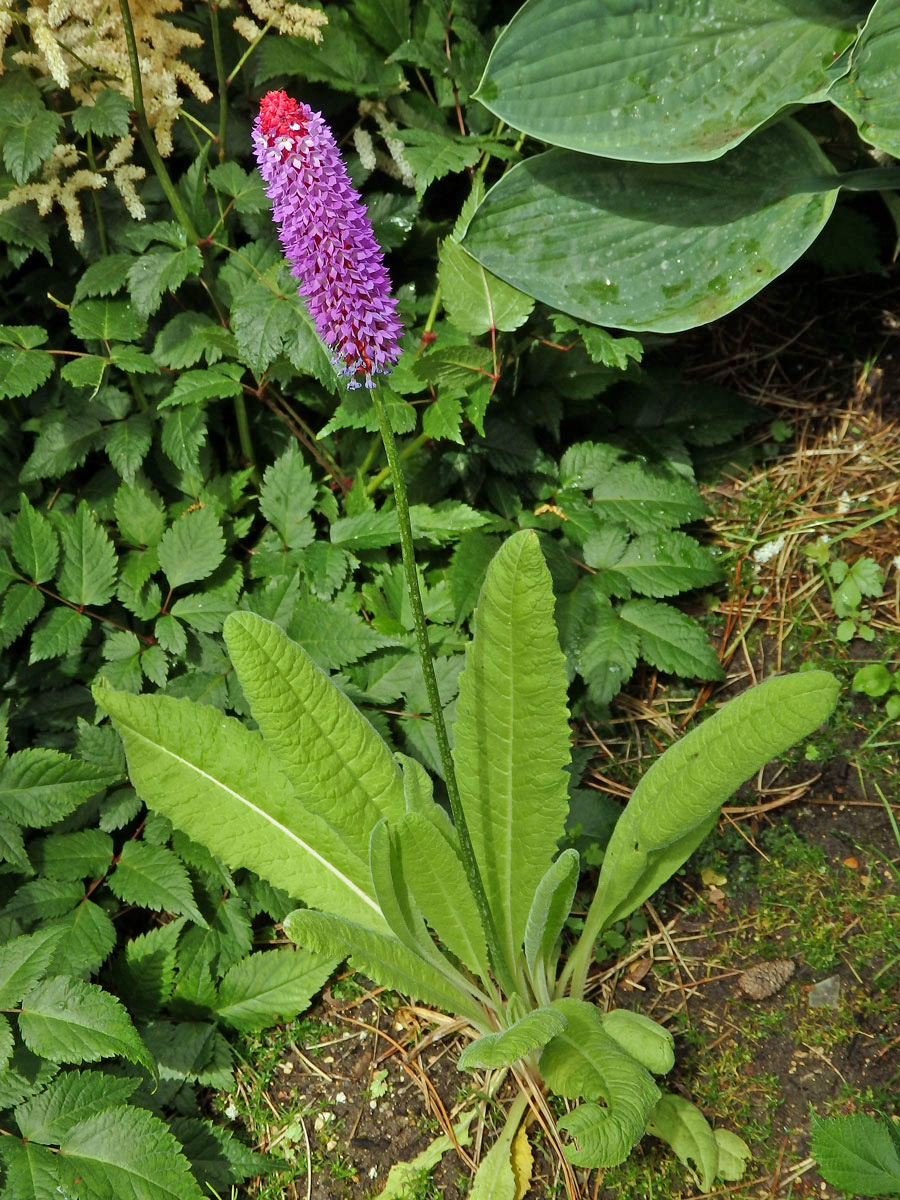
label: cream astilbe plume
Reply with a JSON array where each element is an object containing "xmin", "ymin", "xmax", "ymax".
[
  {"xmin": 10, "ymin": 0, "xmax": 212, "ymax": 156},
  {"xmin": 233, "ymin": 0, "xmax": 325, "ymax": 42},
  {"xmin": 0, "ymin": 143, "xmax": 105, "ymax": 241}
]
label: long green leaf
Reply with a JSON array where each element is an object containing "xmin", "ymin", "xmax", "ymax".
[
  {"xmin": 589, "ymin": 671, "xmax": 839, "ymax": 934},
  {"xmin": 475, "ymin": 0, "xmax": 865, "ymax": 162},
  {"xmin": 283, "ymin": 909, "xmax": 488, "ymax": 1029},
  {"xmin": 523, "ymin": 849, "xmax": 580, "ymax": 985},
  {"xmin": 453, "ymin": 531, "xmax": 571, "ymax": 974},
  {"xmin": 94, "ymin": 688, "xmax": 385, "ymax": 930},
  {"xmin": 462, "ymin": 123, "xmax": 838, "ymax": 333},
  {"xmin": 830, "ymin": 0, "xmax": 900, "ymax": 159},
  {"xmin": 224, "ymin": 612, "xmax": 406, "ymax": 861}
]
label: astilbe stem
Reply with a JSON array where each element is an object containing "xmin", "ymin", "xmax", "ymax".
[{"xmin": 252, "ymin": 91, "xmax": 514, "ymax": 994}]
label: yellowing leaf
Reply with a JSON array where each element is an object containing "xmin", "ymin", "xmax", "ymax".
[
  {"xmin": 511, "ymin": 1124, "xmax": 533, "ymax": 1200},
  {"xmin": 700, "ymin": 867, "xmax": 727, "ymax": 887}
]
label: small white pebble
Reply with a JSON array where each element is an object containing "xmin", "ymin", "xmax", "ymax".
[
  {"xmin": 322, "ymin": 1055, "xmax": 334, "ymax": 1064},
  {"xmin": 335, "ymin": 1092, "xmax": 347, "ymax": 1104},
  {"xmin": 326, "ymin": 1139, "xmax": 338, "ymax": 1151},
  {"xmin": 369, "ymin": 1166, "xmax": 379, "ymax": 1179},
  {"xmin": 370, "ymin": 1099, "xmax": 377, "ymax": 1109},
  {"xmin": 394, "ymin": 1021, "xmax": 404, "ymax": 1031},
  {"xmin": 753, "ymin": 535, "xmax": 786, "ymax": 565},
  {"xmin": 280, "ymin": 1061, "xmax": 292, "ymax": 1075}
]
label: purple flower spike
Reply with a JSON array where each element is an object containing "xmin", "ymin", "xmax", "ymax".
[{"xmin": 252, "ymin": 90, "xmax": 403, "ymax": 389}]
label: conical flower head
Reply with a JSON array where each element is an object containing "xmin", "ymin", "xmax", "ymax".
[{"xmin": 252, "ymin": 90, "xmax": 403, "ymax": 389}]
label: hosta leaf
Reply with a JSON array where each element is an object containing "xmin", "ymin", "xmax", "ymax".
[
  {"xmin": 283, "ymin": 908, "xmax": 486, "ymax": 1027},
  {"xmin": 18, "ymin": 975, "xmax": 154, "ymax": 1071},
  {"xmin": 29, "ymin": 607, "xmax": 91, "ymax": 663},
  {"xmin": 590, "ymin": 672, "xmax": 839, "ymax": 934},
  {"xmin": 108, "ymin": 841, "xmax": 207, "ymax": 926},
  {"xmin": 12, "ymin": 495, "xmax": 58, "ymax": 583},
  {"xmin": 462, "ymin": 124, "xmax": 838, "ymax": 333},
  {"xmin": 94, "ymin": 688, "xmax": 384, "ymax": 929},
  {"xmin": 645, "ymin": 1092, "xmax": 720, "ymax": 1192},
  {"xmin": 15, "ymin": 1068, "xmax": 139, "ymax": 1144},
  {"xmin": 475, "ymin": 0, "xmax": 865, "ymax": 162},
  {"xmin": 438, "ymin": 237, "xmax": 534, "ymax": 336},
  {"xmin": 215, "ymin": 947, "xmax": 337, "ymax": 1032},
  {"xmin": 157, "ymin": 506, "xmax": 225, "ymax": 589},
  {"xmin": 57, "ymin": 502, "xmax": 118, "ymax": 607},
  {"xmin": 0, "ymin": 928, "xmax": 66, "ymax": 1007},
  {"xmin": 619, "ymin": 598, "xmax": 724, "ymax": 681},
  {"xmin": 830, "ymin": 0, "xmax": 900, "ymax": 159},
  {"xmin": 453, "ymin": 531, "xmax": 571, "ymax": 974},
  {"xmin": 542, "ymin": 998, "xmax": 660, "ymax": 1167},
  {"xmin": 458, "ymin": 1007, "xmax": 567, "ymax": 1070},
  {"xmin": 0, "ymin": 748, "xmax": 119, "ymax": 826},
  {"xmin": 56, "ymin": 1106, "xmax": 205, "ymax": 1200},
  {"xmin": 223, "ymin": 613, "xmax": 406, "ymax": 863},
  {"xmin": 259, "ymin": 444, "xmax": 317, "ymax": 548}
]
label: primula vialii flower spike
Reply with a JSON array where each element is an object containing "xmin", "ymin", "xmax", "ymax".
[{"xmin": 252, "ymin": 90, "xmax": 403, "ymax": 389}]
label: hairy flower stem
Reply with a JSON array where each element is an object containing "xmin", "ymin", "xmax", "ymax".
[
  {"xmin": 116, "ymin": 0, "xmax": 200, "ymax": 244},
  {"xmin": 208, "ymin": 1, "xmax": 228, "ymax": 160},
  {"xmin": 370, "ymin": 383, "xmax": 516, "ymax": 998}
]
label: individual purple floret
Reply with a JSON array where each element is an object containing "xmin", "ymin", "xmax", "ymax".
[{"xmin": 252, "ymin": 90, "xmax": 403, "ymax": 389}]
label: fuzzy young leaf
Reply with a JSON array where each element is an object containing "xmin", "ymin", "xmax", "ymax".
[
  {"xmin": 157, "ymin": 506, "xmax": 225, "ymax": 590},
  {"xmin": 108, "ymin": 841, "xmax": 207, "ymax": 925},
  {"xmin": 57, "ymin": 502, "xmax": 118, "ymax": 607},
  {"xmin": 589, "ymin": 672, "xmax": 840, "ymax": 934},
  {"xmin": 542, "ymin": 999, "xmax": 660, "ymax": 1167},
  {"xmin": 94, "ymin": 688, "xmax": 385, "ymax": 929},
  {"xmin": 18, "ymin": 976, "xmax": 153, "ymax": 1071},
  {"xmin": 224, "ymin": 613, "xmax": 406, "ymax": 863},
  {"xmin": 458, "ymin": 1007, "xmax": 567, "ymax": 1071},
  {"xmin": 215, "ymin": 947, "xmax": 337, "ymax": 1032},
  {"xmin": 12, "ymin": 495, "xmax": 58, "ymax": 583},
  {"xmin": 55, "ymin": 1106, "xmax": 205, "ymax": 1200},
  {"xmin": 453, "ymin": 531, "xmax": 571, "ymax": 974}
]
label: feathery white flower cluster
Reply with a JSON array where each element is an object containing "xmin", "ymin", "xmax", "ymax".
[
  {"xmin": 357, "ymin": 100, "xmax": 415, "ymax": 190},
  {"xmin": 0, "ymin": 143, "xmax": 104, "ymax": 242},
  {"xmin": 232, "ymin": 0, "xmax": 325, "ymax": 43}
]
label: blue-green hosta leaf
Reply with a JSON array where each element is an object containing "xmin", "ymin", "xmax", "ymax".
[
  {"xmin": 645, "ymin": 1092, "xmax": 721, "ymax": 1192},
  {"xmin": 93, "ymin": 688, "xmax": 384, "ymax": 930},
  {"xmin": 259, "ymin": 444, "xmax": 317, "ymax": 548},
  {"xmin": 619, "ymin": 598, "xmax": 724, "ymax": 681},
  {"xmin": 453, "ymin": 531, "xmax": 571, "ymax": 975},
  {"xmin": 475, "ymin": 0, "xmax": 865, "ymax": 163},
  {"xmin": 0, "ymin": 748, "xmax": 119, "ymax": 826},
  {"xmin": 55, "ymin": 1106, "xmax": 205, "ymax": 1200},
  {"xmin": 108, "ymin": 841, "xmax": 207, "ymax": 926},
  {"xmin": 462, "ymin": 124, "xmax": 839, "ymax": 334},
  {"xmin": 0, "ymin": 929, "xmax": 66, "ymax": 1007},
  {"xmin": 157, "ymin": 505, "xmax": 225, "ymax": 590},
  {"xmin": 283, "ymin": 908, "xmax": 487, "ymax": 1028},
  {"xmin": 12, "ymin": 495, "xmax": 58, "ymax": 583},
  {"xmin": 541, "ymin": 998, "xmax": 660, "ymax": 1167},
  {"xmin": 394, "ymin": 811, "xmax": 490, "ymax": 980},
  {"xmin": 214, "ymin": 947, "xmax": 337, "ymax": 1032},
  {"xmin": 830, "ymin": 0, "xmax": 900, "ymax": 159},
  {"xmin": 223, "ymin": 613, "xmax": 406, "ymax": 863},
  {"xmin": 523, "ymin": 848, "xmax": 580, "ymax": 983},
  {"xmin": 57, "ymin": 501, "xmax": 118, "ymax": 607},
  {"xmin": 15, "ymin": 1068, "xmax": 139, "ymax": 1144},
  {"xmin": 600, "ymin": 1010, "xmax": 674, "ymax": 1076},
  {"xmin": 18, "ymin": 976, "xmax": 154, "ymax": 1072},
  {"xmin": 458, "ymin": 1007, "xmax": 567, "ymax": 1070},
  {"xmin": 590, "ymin": 672, "xmax": 839, "ymax": 934},
  {"xmin": 438, "ymin": 236, "xmax": 534, "ymax": 336},
  {"xmin": 810, "ymin": 1111, "xmax": 900, "ymax": 1196}
]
